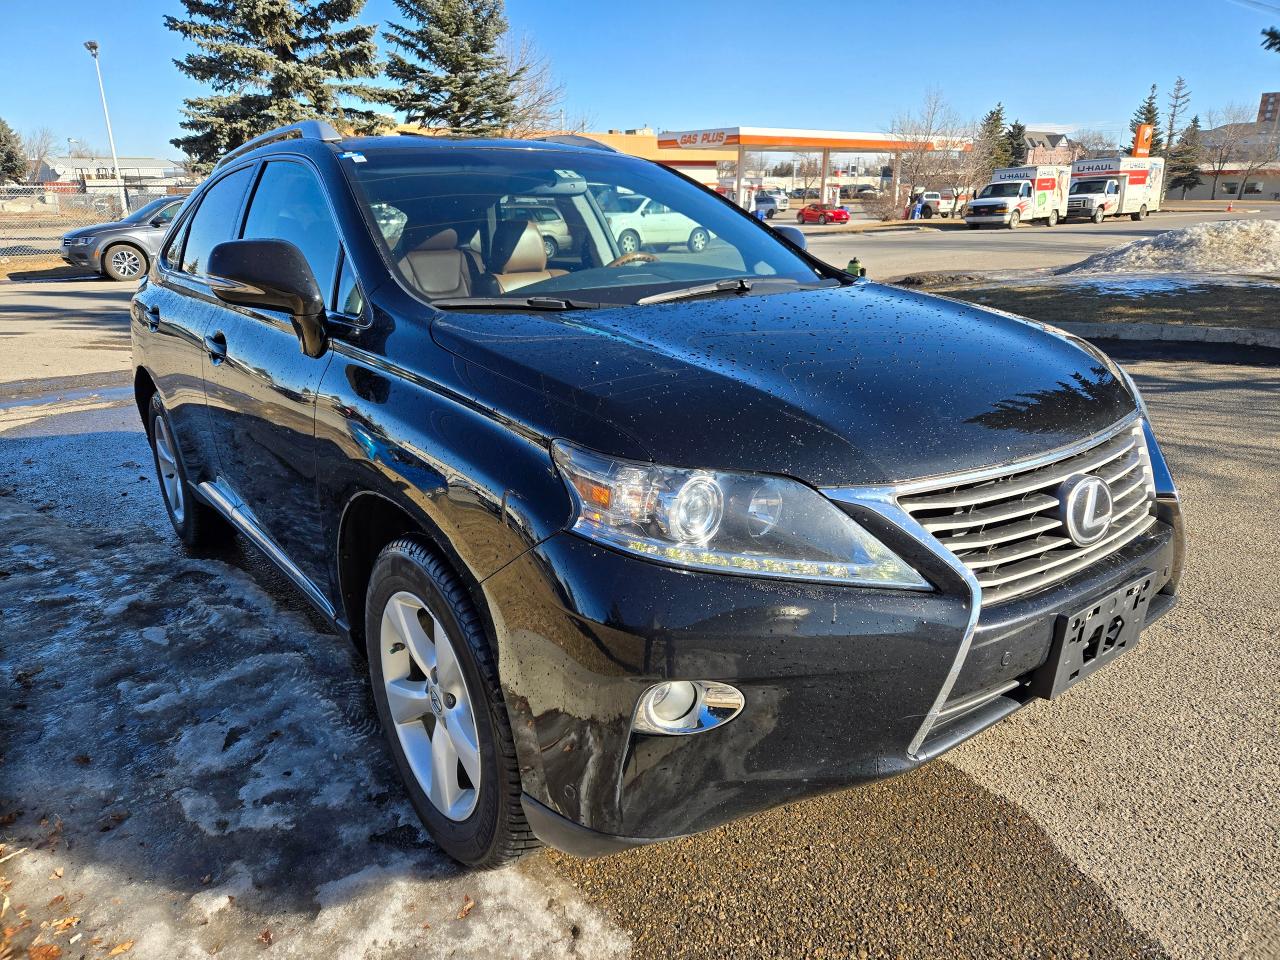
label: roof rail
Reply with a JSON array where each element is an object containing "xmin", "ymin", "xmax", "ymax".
[
  {"xmin": 534, "ymin": 134, "xmax": 617, "ymax": 152},
  {"xmin": 215, "ymin": 120, "xmax": 342, "ymax": 169}
]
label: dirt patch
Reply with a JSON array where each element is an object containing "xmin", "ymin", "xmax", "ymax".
[{"xmin": 931, "ymin": 280, "xmax": 1280, "ymax": 330}]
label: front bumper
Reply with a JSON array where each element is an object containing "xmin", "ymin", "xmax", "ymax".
[
  {"xmin": 964, "ymin": 212, "xmax": 1012, "ymax": 224},
  {"xmin": 483, "ymin": 499, "xmax": 1182, "ymax": 852},
  {"xmin": 60, "ymin": 244, "xmax": 98, "ymax": 268}
]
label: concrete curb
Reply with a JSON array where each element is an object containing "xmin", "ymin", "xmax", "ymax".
[{"xmin": 1055, "ymin": 321, "xmax": 1280, "ymax": 349}]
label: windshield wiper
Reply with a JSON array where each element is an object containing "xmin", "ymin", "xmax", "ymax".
[
  {"xmin": 636, "ymin": 277, "xmax": 755, "ymax": 306},
  {"xmin": 430, "ymin": 296, "xmax": 603, "ymax": 311}
]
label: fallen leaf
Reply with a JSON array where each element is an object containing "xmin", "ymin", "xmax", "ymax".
[
  {"xmin": 199, "ymin": 875, "xmax": 211, "ymax": 886},
  {"xmin": 47, "ymin": 869, "xmax": 61, "ymax": 880},
  {"xmin": 0, "ymin": 812, "xmax": 19, "ymax": 828},
  {"xmin": 257, "ymin": 929, "xmax": 272, "ymax": 946},
  {"xmin": 27, "ymin": 945, "xmax": 62, "ymax": 959},
  {"xmin": 107, "ymin": 941, "xmax": 134, "ymax": 956},
  {"xmin": 421, "ymin": 921, "xmax": 431, "ymax": 930},
  {"xmin": 50, "ymin": 917, "xmax": 78, "ymax": 933},
  {"xmin": 457, "ymin": 895, "xmax": 475, "ymax": 920},
  {"xmin": 71, "ymin": 756, "xmax": 91, "ymax": 767},
  {"xmin": 44, "ymin": 897, "xmax": 62, "ymax": 909}
]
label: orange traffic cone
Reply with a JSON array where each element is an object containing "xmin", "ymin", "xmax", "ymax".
[{"xmin": 1226, "ymin": 201, "xmax": 1233, "ymax": 212}]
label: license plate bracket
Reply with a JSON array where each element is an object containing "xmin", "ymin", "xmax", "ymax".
[{"xmin": 1029, "ymin": 572, "xmax": 1155, "ymax": 700}]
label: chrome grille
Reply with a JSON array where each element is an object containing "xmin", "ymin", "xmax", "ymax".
[{"xmin": 898, "ymin": 420, "xmax": 1157, "ymax": 605}]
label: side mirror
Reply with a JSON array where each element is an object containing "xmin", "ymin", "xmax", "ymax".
[
  {"xmin": 207, "ymin": 239, "xmax": 328, "ymax": 358},
  {"xmin": 774, "ymin": 225, "xmax": 807, "ymax": 250},
  {"xmin": 149, "ymin": 217, "xmax": 166, "ymax": 227}
]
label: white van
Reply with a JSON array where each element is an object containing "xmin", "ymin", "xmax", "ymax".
[
  {"xmin": 964, "ymin": 165, "xmax": 1071, "ymax": 228},
  {"xmin": 1067, "ymin": 157, "xmax": 1165, "ymax": 222}
]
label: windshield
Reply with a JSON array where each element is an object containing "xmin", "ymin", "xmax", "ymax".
[
  {"xmin": 977, "ymin": 182, "xmax": 1024, "ymax": 199},
  {"xmin": 341, "ymin": 146, "xmax": 827, "ymax": 308},
  {"xmin": 124, "ymin": 197, "xmax": 178, "ymax": 223},
  {"xmin": 1070, "ymin": 179, "xmax": 1111, "ymax": 194}
]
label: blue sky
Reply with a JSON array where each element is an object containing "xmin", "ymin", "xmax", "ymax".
[{"xmin": 1, "ymin": 0, "xmax": 1277, "ymax": 160}]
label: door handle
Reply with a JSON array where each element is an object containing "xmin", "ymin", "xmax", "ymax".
[
  {"xmin": 146, "ymin": 304, "xmax": 160, "ymax": 332},
  {"xmin": 203, "ymin": 331, "xmax": 228, "ymax": 364}
]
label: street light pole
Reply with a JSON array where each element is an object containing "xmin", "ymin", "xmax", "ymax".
[{"xmin": 83, "ymin": 41, "xmax": 128, "ymax": 215}]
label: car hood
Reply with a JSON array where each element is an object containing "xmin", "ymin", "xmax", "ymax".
[
  {"xmin": 62, "ymin": 220, "xmax": 132, "ymax": 239},
  {"xmin": 431, "ymin": 283, "xmax": 1136, "ymax": 486}
]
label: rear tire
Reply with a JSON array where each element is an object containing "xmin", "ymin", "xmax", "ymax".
[
  {"xmin": 921, "ymin": 206, "xmax": 934, "ymax": 219},
  {"xmin": 1131, "ymin": 204, "xmax": 1147, "ymax": 222},
  {"xmin": 146, "ymin": 393, "xmax": 229, "ymax": 548},
  {"xmin": 103, "ymin": 243, "xmax": 147, "ymax": 282},
  {"xmin": 1047, "ymin": 210, "xmax": 1059, "ymax": 227},
  {"xmin": 366, "ymin": 536, "xmax": 537, "ymax": 869},
  {"xmin": 541, "ymin": 235, "xmax": 558, "ymax": 260}
]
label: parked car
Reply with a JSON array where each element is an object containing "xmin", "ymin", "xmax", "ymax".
[
  {"xmin": 604, "ymin": 193, "xmax": 710, "ymax": 253},
  {"xmin": 60, "ymin": 196, "xmax": 185, "ymax": 281},
  {"xmin": 796, "ymin": 203, "xmax": 850, "ymax": 225},
  {"xmin": 133, "ymin": 121, "xmax": 1184, "ymax": 868},
  {"xmin": 755, "ymin": 194, "xmax": 782, "ymax": 219},
  {"xmin": 757, "ymin": 190, "xmax": 789, "ymax": 211}
]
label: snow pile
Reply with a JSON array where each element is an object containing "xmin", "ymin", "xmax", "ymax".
[{"xmin": 1066, "ymin": 219, "xmax": 1280, "ymax": 276}]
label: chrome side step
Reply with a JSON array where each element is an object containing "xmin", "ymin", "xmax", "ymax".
[{"xmin": 196, "ymin": 480, "xmax": 337, "ymax": 620}]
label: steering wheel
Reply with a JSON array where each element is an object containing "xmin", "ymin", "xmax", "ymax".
[{"xmin": 605, "ymin": 250, "xmax": 660, "ymax": 268}]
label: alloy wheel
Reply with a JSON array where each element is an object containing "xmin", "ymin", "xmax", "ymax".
[
  {"xmin": 152, "ymin": 414, "xmax": 185, "ymax": 524},
  {"xmin": 110, "ymin": 248, "xmax": 143, "ymax": 278},
  {"xmin": 380, "ymin": 591, "xmax": 481, "ymax": 821}
]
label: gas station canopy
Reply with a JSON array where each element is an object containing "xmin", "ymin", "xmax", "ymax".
[
  {"xmin": 657, "ymin": 127, "xmax": 969, "ymax": 206},
  {"xmin": 658, "ymin": 126, "xmax": 961, "ymax": 153}
]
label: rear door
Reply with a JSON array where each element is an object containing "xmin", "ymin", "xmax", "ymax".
[{"xmin": 200, "ymin": 158, "xmax": 341, "ymax": 588}]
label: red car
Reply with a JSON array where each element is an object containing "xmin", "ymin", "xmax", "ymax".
[{"xmin": 795, "ymin": 203, "xmax": 850, "ymax": 225}]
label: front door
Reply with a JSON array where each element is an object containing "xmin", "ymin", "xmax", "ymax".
[{"xmin": 200, "ymin": 159, "xmax": 341, "ymax": 588}]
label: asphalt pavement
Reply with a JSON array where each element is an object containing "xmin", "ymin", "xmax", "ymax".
[{"xmin": 1, "ymin": 232, "xmax": 1276, "ymax": 960}]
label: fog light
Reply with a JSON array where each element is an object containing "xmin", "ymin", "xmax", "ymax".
[{"xmin": 633, "ymin": 680, "xmax": 745, "ymax": 736}]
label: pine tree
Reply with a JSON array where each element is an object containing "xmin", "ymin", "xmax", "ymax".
[
  {"xmin": 1264, "ymin": 26, "xmax": 1280, "ymax": 51},
  {"xmin": 1162, "ymin": 76, "xmax": 1190, "ymax": 159},
  {"xmin": 1004, "ymin": 120, "xmax": 1027, "ymax": 165},
  {"xmin": 1166, "ymin": 115, "xmax": 1204, "ymax": 198},
  {"xmin": 166, "ymin": 0, "xmax": 384, "ymax": 171},
  {"xmin": 0, "ymin": 117, "xmax": 25, "ymax": 183},
  {"xmin": 380, "ymin": 0, "xmax": 519, "ymax": 135},
  {"xmin": 978, "ymin": 103, "xmax": 1011, "ymax": 174},
  {"xmin": 1129, "ymin": 84, "xmax": 1163, "ymax": 155}
]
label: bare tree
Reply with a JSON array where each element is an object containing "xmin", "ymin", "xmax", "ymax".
[
  {"xmin": 21, "ymin": 126, "xmax": 57, "ymax": 179},
  {"xmin": 1229, "ymin": 129, "xmax": 1280, "ymax": 199},
  {"xmin": 1069, "ymin": 129, "xmax": 1119, "ymax": 160},
  {"xmin": 499, "ymin": 34, "xmax": 588, "ymax": 137},
  {"xmin": 888, "ymin": 89, "xmax": 966, "ymax": 202},
  {"xmin": 1202, "ymin": 104, "xmax": 1255, "ymax": 199}
]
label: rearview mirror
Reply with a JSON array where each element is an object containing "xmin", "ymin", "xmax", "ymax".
[
  {"xmin": 774, "ymin": 225, "xmax": 807, "ymax": 250},
  {"xmin": 207, "ymin": 239, "xmax": 328, "ymax": 358}
]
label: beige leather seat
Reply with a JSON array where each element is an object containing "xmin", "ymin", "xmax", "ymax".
[
  {"xmin": 487, "ymin": 221, "xmax": 566, "ymax": 294},
  {"xmin": 397, "ymin": 228, "xmax": 478, "ymax": 298}
]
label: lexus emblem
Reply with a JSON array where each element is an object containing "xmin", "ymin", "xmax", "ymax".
[{"xmin": 1058, "ymin": 474, "xmax": 1114, "ymax": 547}]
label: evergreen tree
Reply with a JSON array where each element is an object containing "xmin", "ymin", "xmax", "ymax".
[
  {"xmin": 978, "ymin": 103, "xmax": 1012, "ymax": 173},
  {"xmin": 0, "ymin": 117, "xmax": 25, "ymax": 183},
  {"xmin": 1003, "ymin": 120, "xmax": 1027, "ymax": 165},
  {"xmin": 1167, "ymin": 115, "xmax": 1204, "ymax": 198},
  {"xmin": 380, "ymin": 0, "xmax": 519, "ymax": 135},
  {"xmin": 1264, "ymin": 26, "xmax": 1279, "ymax": 51},
  {"xmin": 166, "ymin": 0, "xmax": 384, "ymax": 171},
  {"xmin": 1129, "ymin": 84, "xmax": 1163, "ymax": 154},
  {"xmin": 1162, "ymin": 76, "xmax": 1191, "ymax": 159}
]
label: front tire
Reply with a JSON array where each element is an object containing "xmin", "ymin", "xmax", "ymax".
[
  {"xmin": 1092, "ymin": 206, "xmax": 1106, "ymax": 224},
  {"xmin": 687, "ymin": 227, "xmax": 710, "ymax": 252},
  {"xmin": 616, "ymin": 229, "xmax": 641, "ymax": 255},
  {"xmin": 1007, "ymin": 210, "xmax": 1021, "ymax": 229},
  {"xmin": 103, "ymin": 243, "xmax": 146, "ymax": 282},
  {"xmin": 147, "ymin": 393, "xmax": 229, "ymax": 547},
  {"xmin": 921, "ymin": 206, "xmax": 934, "ymax": 219},
  {"xmin": 366, "ymin": 536, "xmax": 536, "ymax": 868}
]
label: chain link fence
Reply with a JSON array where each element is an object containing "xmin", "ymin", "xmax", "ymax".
[{"xmin": 0, "ymin": 185, "xmax": 192, "ymax": 276}]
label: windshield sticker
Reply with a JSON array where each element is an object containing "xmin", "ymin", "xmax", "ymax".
[{"xmin": 340, "ymin": 151, "xmax": 367, "ymax": 163}]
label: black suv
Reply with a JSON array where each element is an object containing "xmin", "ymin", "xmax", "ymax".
[{"xmin": 131, "ymin": 122, "xmax": 1185, "ymax": 867}]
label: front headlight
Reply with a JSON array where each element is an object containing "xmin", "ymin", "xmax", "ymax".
[
  {"xmin": 551, "ymin": 441, "xmax": 928, "ymax": 589},
  {"xmin": 69, "ymin": 236, "xmax": 92, "ymax": 246}
]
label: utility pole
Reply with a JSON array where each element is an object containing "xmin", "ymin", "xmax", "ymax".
[{"xmin": 84, "ymin": 41, "xmax": 128, "ymax": 215}]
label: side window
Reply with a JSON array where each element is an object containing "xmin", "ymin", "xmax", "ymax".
[
  {"xmin": 334, "ymin": 253, "xmax": 365, "ymax": 318},
  {"xmin": 241, "ymin": 161, "xmax": 341, "ymax": 297},
  {"xmin": 180, "ymin": 166, "xmax": 254, "ymax": 276},
  {"xmin": 156, "ymin": 202, "xmax": 180, "ymax": 225},
  {"xmin": 162, "ymin": 213, "xmax": 192, "ymax": 268}
]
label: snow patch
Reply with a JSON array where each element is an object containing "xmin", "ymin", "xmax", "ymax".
[{"xmin": 1065, "ymin": 218, "xmax": 1280, "ymax": 276}]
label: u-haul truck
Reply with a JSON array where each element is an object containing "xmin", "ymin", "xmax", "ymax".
[
  {"xmin": 1067, "ymin": 157, "xmax": 1165, "ymax": 222},
  {"xmin": 964, "ymin": 165, "xmax": 1071, "ymax": 229}
]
